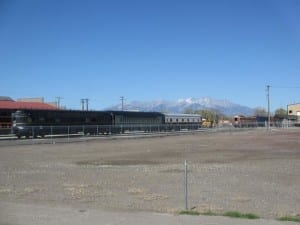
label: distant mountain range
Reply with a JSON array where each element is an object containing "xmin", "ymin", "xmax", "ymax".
[{"xmin": 106, "ymin": 97, "xmax": 254, "ymax": 116}]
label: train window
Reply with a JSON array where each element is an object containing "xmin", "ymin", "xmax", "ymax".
[
  {"xmin": 176, "ymin": 118, "xmax": 178, "ymax": 122},
  {"xmin": 170, "ymin": 118, "xmax": 173, "ymax": 122},
  {"xmin": 182, "ymin": 119, "xmax": 184, "ymax": 122},
  {"xmin": 289, "ymin": 110, "xmax": 293, "ymax": 114}
]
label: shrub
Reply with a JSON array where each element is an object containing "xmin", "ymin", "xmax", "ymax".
[{"xmin": 223, "ymin": 211, "xmax": 259, "ymax": 219}]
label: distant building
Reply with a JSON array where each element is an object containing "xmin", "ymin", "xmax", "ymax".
[
  {"xmin": 0, "ymin": 97, "xmax": 57, "ymax": 110},
  {"xmin": 0, "ymin": 97, "xmax": 58, "ymax": 134},
  {"xmin": 287, "ymin": 103, "xmax": 300, "ymax": 122},
  {"xmin": 17, "ymin": 97, "xmax": 44, "ymax": 103}
]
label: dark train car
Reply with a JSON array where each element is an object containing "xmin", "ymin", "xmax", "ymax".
[
  {"xmin": 12, "ymin": 109, "xmax": 165, "ymax": 138},
  {"xmin": 107, "ymin": 111, "xmax": 164, "ymax": 133},
  {"xmin": 256, "ymin": 116, "xmax": 269, "ymax": 127},
  {"xmin": 12, "ymin": 109, "xmax": 112, "ymax": 138},
  {"xmin": 0, "ymin": 109, "xmax": 13, "ymax": 135},
  {"xmin": 11, "ymin": 109, "xmax": 200, "ymax": 138}
]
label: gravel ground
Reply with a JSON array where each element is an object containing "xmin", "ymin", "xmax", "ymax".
[{"xmin": 0, "ymin": 129, "xmax": 299, "ymax": 224}]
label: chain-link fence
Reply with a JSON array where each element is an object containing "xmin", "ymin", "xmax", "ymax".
[
  {"xmin": 1, "ymin": 121, "xmax": 300, "ymax": 139},
  {"xmin": 231, "ymin": 120, "xmax": 300, "ymax": 128},
  {"xmin": 10, "ymin": 123, "xmax": 203, "ymax": 139}
]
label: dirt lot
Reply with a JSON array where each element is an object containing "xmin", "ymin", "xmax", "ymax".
[{"xmin": 0, "ymin": 129, "xmax": 299, "ymax": 221}]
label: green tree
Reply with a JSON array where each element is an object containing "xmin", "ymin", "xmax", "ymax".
[
  {"xmin": 274, "ymin": 108, "xmax": 287, "ymax": 118},
  {"xmin": 195, "ymin": 109, "xmax": 220, "ymax": 122}
]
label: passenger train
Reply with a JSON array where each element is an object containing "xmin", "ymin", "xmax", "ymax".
[{"xmin": 12, "ymin": 109, "xmax": 202, "ymax": 138}]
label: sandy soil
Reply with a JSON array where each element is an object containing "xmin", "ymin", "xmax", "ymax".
[{"xmin": 0, "ymin": 129, "xmax": 299, "ymax": 221}]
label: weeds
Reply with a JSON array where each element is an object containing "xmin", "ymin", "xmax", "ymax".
[
  {"xmin": 179, "ymin": 210, "xmax": 200, "ymax": 216},
  {"xmin": 223, "ymin": 211, "xmax": 259, "ymax": 219},
  {"xmin": 179, "ymin": 210, "xmax": 259, "ymax": 219},
  {"xmin": 277, "ymin": 216, "xmax": 300, "ymax": 223},
  {"xmin": 200, "ymin": 210, "xmax": 218, "ymax": 216}
]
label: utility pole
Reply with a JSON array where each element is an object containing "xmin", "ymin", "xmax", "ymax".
[
  {"xmin": 120, "ymin": 96, "xmax": 125, "ymax": 111},
  {"xmin": 56, "ymin": 96, "xmax": 63, "ymax": 109},
  {"xmin": 80, "ymin": 98, "xmax": 89, "ymax": 111},
  {"xmin": 266, "ymin": 85, "xmax": 271, "ymax": 130},
  {"xmin": 85, "ymin": 98, "xmax": 89, "ymax": 111},
  {"xmin": 81, "ymin": 99, "xmax": 85, "ymax": 111}
]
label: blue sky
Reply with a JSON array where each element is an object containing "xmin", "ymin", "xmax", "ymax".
[{"xmin": 1, "ymin": 0, "xmax": 299, "ymax": 111}]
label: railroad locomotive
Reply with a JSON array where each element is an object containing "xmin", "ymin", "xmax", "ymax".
[{"xmin": 12, "ymin": 109, "xmax": 201, "ymax": 138}]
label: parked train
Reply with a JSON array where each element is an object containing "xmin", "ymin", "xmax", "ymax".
[
  {"xmin": 232, "ymin": 115, "xmax": 270, "ymax": 127},
  {"xmin": 11, "ymin": 109, "xmax": 202, "ymax": 138},
  {"xmin": 0, "ymin": 109, "xmax": 13, "ymax": 134},
  {"xmin": 164, "ymin": 113, "xmax": 201, "ymax": 130}
]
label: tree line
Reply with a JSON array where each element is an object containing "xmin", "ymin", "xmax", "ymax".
[{"xmin": 183, "ymin": 107, "xmax": 288, "ymax": 124}]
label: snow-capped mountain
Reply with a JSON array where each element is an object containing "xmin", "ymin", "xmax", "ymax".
[{"xmin": 107, "ymin": 97, "xmax": 254, "ymax": 116}]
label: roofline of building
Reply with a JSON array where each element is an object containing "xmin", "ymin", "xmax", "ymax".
[{"xmin": 287, "ymin": 103, "xmax": 300, "ymax": 107}]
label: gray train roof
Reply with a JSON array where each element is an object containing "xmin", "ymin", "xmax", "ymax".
[{"xmin": 163, "ymin": 113, "xmax": 201, "ymax": 117}]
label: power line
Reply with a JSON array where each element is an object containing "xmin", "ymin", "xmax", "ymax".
[{"xmin": 270, "ymin": 86, "xmax": 300, "ymax": 89}]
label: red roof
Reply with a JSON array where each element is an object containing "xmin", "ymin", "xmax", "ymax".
[{"xmin": 0, "ymin": 100, "xmax": 57, "ymax": 110}]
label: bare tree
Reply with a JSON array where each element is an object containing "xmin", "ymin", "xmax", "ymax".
[{"xmin": 253, "ymin": 107, "xmax": 268, "ymax": 116}]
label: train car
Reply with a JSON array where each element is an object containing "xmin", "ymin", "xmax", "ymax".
[
  {"xmin": 233, "ymin": 115, "xmax": 270, "ymax": 127},
  {"xmin": 163, "ymin": 113, "xmax": 202, "ymax": 130},
  {"xmin": 107, "ymin": 111, "xmax": 164, "ymax": 133},
  {"xmin": 232, "ymin": 115, "xmax": 257, "ymax": 127},
  {"xmin": 12, "ymin": 109, "xmax": 112, "ymax": 138},
  {"xmin": 0, "ymin": 109, "xmax": 13, "ymax": 135},
  {"xmin": 11, "ymin": 109, "xmax": 165, "ymax": 138},
  {"xmin": 11, "ymin": 109, "xmax": 202, "ymax": 138}
]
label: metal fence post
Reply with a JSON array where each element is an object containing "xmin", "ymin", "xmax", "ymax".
[
  {"xmin": 68, "ymin": 126, "xmax": 70, "ymax": 142},
  {"xmin": 184, "ymin": 160, "xmax": 188, "ymax": 210}
]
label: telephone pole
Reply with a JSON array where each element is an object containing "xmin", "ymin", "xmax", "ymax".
[
  {"xmin": 81, "ymin": 99, "xmax": 85, "ymax": 111},
  {"xmin": 85, "ymin": 98, "xmax": 89, "ymax": 111},
  {"xmin": 120, "ymin": 96, "xmax": 125, "ymax": 111},
  {"xmin": 266, "ymin": 85, "xmax": 271, "ymax": 130},
  {"xmin": 81, "ymin": 98, "xmax": 89, "ymax": 111},
  {"xmin": 56, "ymin": 96, "xmax": 63, "ymax": 109}
]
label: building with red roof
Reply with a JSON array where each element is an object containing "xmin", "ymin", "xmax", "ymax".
[
  {"xmin": 0, "ymin": 96, "xmax": 57, "ymax": 110},
  {"xmin": 0, "ymin": 99, "xmax": 57, "ymax": 110},
  {"xmin": 0, "ymin": 97, "xmax": 58, "ymax": 134}
]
